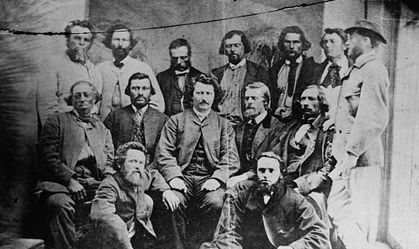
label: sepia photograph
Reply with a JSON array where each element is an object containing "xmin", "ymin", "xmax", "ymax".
[{"xmin": 0, "ymin": 0, "xmax": 418, "ymax": 249}]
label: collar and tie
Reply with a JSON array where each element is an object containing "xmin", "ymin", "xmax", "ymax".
[
  {"xmin": 322, "ymin": 63, "xmax": 341, "ymax": 88},
  {"xmin": 175, "ymin": 69, "xmax": 190, "ymax": 76},
  {"xmin": 286, "ymin": 59, "xmax": 299, "ymax": 97}
]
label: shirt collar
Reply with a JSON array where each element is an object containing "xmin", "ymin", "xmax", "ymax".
[
  {"xmin": 229, "ymin": 58, "xmax": 246, "ymax": 70},
  {"xmin": 65, "ymin": 53, "xmax": 94, "ymax": 69},
  {"xmin": 131, "ymin": 104, "xmax": 148, "ymax": 115},
  {"xmin": 353, "ymin": 50, "xmax": 377, "ymax": 68},
  {"xmin": 175, "ymin": 68, "xmax": 190, "ymax": 75},
  {"xmin": 193, "ymin": 107, "xmax": 210, "ymax": 121},
  {"xmin": 72, "ymin": 109, "xmax": 91, "ymax": 118},
  {"xmin": 113, "ymin": 55, "xmax": 131, "ymax": 64},
  {"xmin": 285, "ymin": 55, "xmax": 303, "ymax": 65},
  {"xmin": 328, "ymin": 56, "xmax": 349, "ymax": 69},
  {"xmin": 251, "ymin": 110, "xmax": 268, "ymax": 125}
]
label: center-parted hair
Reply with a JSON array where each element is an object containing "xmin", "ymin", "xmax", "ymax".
[
  {"xmin": 114, "ymin": 141, "xmax": 147, "ymax": 170},
  {"xmin": 218, "ymin": 30, "xmax": 252, "ymax": 55},
  {"xmin": 124, "ymin": 72, "xmax": 156, "ymax": 96},
  {"xmin": 64, "ymin": 20, "xmax": 95, "ymax": 42},
  {"xmin": 319, "ymin": 28, "xmax": 348, "ymax": 49},
  {"xmin": 245, "ymin": 82, "xmax": 271, "ymax": 110},
  {"xmin": 169, "ymin": 38, "xmax": 192, "ymax": 56},
  {"xmin": 102, "ymin": 23, "xmax": 137, "ymax": 49},
  {"xmin": 65, "ymin": 80, "xmax": 100, "ymax": 106},
  {"xmin": 301, "ymin": 84, "xmax": 329, "ymax": 114},
  {"xmin": 277, "ymin": 26, "xmax": 311, "ymax": 52}
]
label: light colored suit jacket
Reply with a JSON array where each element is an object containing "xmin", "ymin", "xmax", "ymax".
[
  {"xmin": 156, "ymin": 109, "xmax": 240, "ymax": 184},
  {"xmin": 98, "ymin": 55, "xmax": 165, "ymax": 119},
  {"xmin": 333, "ymin": 51, "xmax": 389, "ymax": 167}
]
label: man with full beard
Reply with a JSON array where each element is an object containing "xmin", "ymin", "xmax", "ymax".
[
  {"xmin": 229, "ymin": 82, "xmax": 283, "ymax": 188},
  {"xmin": 200, "ymin": 152, "xmax": 330, "ymax": 249},
  {"xmin": 37, "ymin": 20, "xmax": 103, "ymax": 124},
  {"xmin": 98, "ymin": 23, "xmax": 164, "ymax": 120},
  {"xmin": 86, "ymin": 142, "xmax": 179, "ymax": 249},
  {"xmin": 157, "ymin": 38, "xmax": 203, "ymax": 117},
  {"xmin": 211, "ymin": 30, "xmax": 269, "ymax": 125}
]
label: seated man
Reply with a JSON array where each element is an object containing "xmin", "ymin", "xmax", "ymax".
[
  {"xmin": 155, "ymin": 74, "xmax": 240, "ymax": 249},
  {"xmin": 85, "ymin": 142, "xmax": 180, "ymax": 249},
  {"xmin": 229, "ymin": 82, "xmax": 284, "ymax": 188},
  {"xmin": 201, "ymin": 152, "xmax": 331, "ymax": 249},
  {"xmin": 268, "ymin": 85, "xmax": 336, "ymax": 226},
  {"xmin": 36, "ymin": 80, "xmax": 114, "ymax": 249}
]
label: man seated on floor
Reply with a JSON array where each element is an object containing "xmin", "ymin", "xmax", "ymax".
[
  {"xmin": 200, "ymin": 152, "xmax": 331, "ymax": 249},
  {"xmin": 84, "ymin": 141, "xmax": 180, "ymax": 249}
]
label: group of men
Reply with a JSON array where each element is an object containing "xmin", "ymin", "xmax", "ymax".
[{"xmin": 35, "ymin": 18, "xmax": 389, "ymax": 249}]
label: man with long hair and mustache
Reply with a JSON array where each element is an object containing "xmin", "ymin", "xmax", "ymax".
[
  {"xmin": 201, "ymin": 152, "xmax": 330, "ymax": 249},
  {"xmin": 85, "ymin": 142, "xmax": 179, "ymax": 249},
  {"xmin": 37, "ymin": 20, "xmax": 103, "ymax": 124},
  {"xmin": 98, "ymin": 23, "xmax": 164, "ymax": 120}
]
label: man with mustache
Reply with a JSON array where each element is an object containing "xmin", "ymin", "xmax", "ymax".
[
  {"xmin": 37, "ymin": 20, "xmax": 103, "ymax": 124},
  {"xmin": 104, "ymin": 72, "xmax": 168, "ymax": 166},
  {"xmin": 36, "ymin": 81, "xmax": 114, "ymax": 249},
  {"xmin": 98, "ymin": 23, "xmax": 164, "ymax": 120},
  {"xmin": 267, "ymin": 85, "xmax": 336, "ymax": 228},
  {"xmin": 269, "ymin": 26, "xmax": 318, "ymax": 121},
  {"xmin": 229, "ymin": 82, "xmax": 283, "ymax": 188},
  {"xmin": 201, "ymin": 152, "xmax": 330, "ymax": 249},
  {"xmin": 156, "ymin": 74, "xmax": 239, "ymax": 249},
  {"xmin": 85, "ymin": 142, "xmax": 179, "ymax": 249},
  {"xmin": 211, "ymin": 30, "xmax": 269, "ymax": 125},
  {"xmin": 157, "ymin": 38, "xmax": 203, "ymax": 117}
]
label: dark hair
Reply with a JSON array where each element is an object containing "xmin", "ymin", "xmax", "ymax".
[
  {"xmin": 277, "ymin": 26, "xmax": 311, "ymax": 52},
  {"xmin": 124, "ymin": 72, "xmax": 155, "ymax": 96},
  {"xmin": 65, "ymin": 80, "xmax": 100, "ymax": 106},
  {"xmin": 169, "ymin": 38, "xmax": 192, "ymax": 56},
  {"xmin": 188, "ymin": 74, "xmax": 222, "ymax": 109},
  {"xmin": 114, "ymin": 142, "xmax": 147, "ymax": 170},
  {"xmin": 319, "ymin": 28, "xmax": 347, "ymax": 49},
  {"xmin": 218, "ymin": 30, "xmax": 252, "ymax": 55},
  {"xmin": 347, "ymin": 29, "xmax": 380, "ymax": 48},
  {"xmin": 102, "ymin": 23, "xmax": 137, "ymax": 49},
  {"xmin": 300, "ymin": 85, "xmax": 329, "ymax": 114},
  {"xmin": 64, "ymin": 20, "xmax": 95, "ymax": 42},
  {"xmin": 245, "ymin": 82, "xmax": 271, "ymax": 110}
]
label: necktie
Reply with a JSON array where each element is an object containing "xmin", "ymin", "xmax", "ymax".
[
  {"xmin": 322, "ymin": 63, "xmax": 341, "ymax": 88},
  {"xmin": 287, "ymin": 61, "xmax": 298, "ymax": 97},
  {"xmin": 131, "ymin": 110, "xmax": 145, "ymax": 145}
]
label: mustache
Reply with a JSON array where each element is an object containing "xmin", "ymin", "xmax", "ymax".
[{"xmin": 199, "ymin": 100, "xmax": 209, "ymax": 104}]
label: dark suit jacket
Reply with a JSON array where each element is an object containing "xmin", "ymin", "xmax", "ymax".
[
  {"xmin": 103, "ymin": 105, "xmax": 169, "ymax": 167},
  {"xmin": 269, "ymin": 56, "xmax": 318, "ymax": 115},
  {"xmin": 155, "ymin": 109, "xmax": 240, "ymax": 184},
  {"xmin": 211, "ymin": 60, "xmax": 269, "ymax": 111},
  {"xmin": 201, "ymin": 180, "xmax": 330, "ymax": 249},
  {"xmin": 37, "ymin": 112, "xmax": 114, "ymax": 193},
  {"xmin": 157, "ymin": 66, "xmax": 202, "ymax": 117},
  {"xmin": 235, "ymin": 113, "xmax": 284, "ymax": 177},
  {"xmin": 268, "ymin": 115, "xmax": 335, "ymax": 195}
]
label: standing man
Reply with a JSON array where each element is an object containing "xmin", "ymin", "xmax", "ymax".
[
  {"xmin": 37, "ymin": 81, "xmax": 114, "ymax": 249},
  {"xmin": 104, "ymin": 72, "xmax": 168, "ymax": 167},
  {"xmin": 313, "ymin": 28, "xmax": 349, "ymax": 125},
  {"xmin": 37, "ymin": 20, "xmax": 102, "ymax": 124},
  {"xmin": 98, "ymin": 23, "xmax": 164, "ymax": 120},
  {"xmin": 157, "ymin": 38, "xmax": 203, "ymax": 117},
  {"xmin": 212, "ymin": 30, "xmax": 269, "ymax": 125},
  {"xmin": 85, "ymin": 142, "xmax": 179, "ymax": 249},
  {"xmin": 229, "ymin": 82, "xmax": 283, "ymax": 188},
  {"xmin": 328, "ymin": 20, "xmax": 389, "ymax": 249},
  {"xmin": 156, "ymin": 74, "xmax": 240, "ymax": 249},
  {"xmin": 201, "ymin": 152, "xmax": 331, "ymax": 249},
  {"xmin": 268, "ymin": 85, "xmax": 336, "ymax": 227},
  {"xmin": 269, "ymin": 26, "xmax": 317, "ymax": 121}
]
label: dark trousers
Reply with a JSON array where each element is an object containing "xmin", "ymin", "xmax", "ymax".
[{"xmin": 172, "ymin": 174, "xmax": 225, "ymax": 249}]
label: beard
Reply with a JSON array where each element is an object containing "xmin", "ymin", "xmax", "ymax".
[
  {"xmin": 132, "ymin": 96, "xmax": 150, "ymax": 109},
  {"xmin": 67, "ymin": 47, "xmax": 87, "ymax": 63},
  {"xmin": 112, "ymin": 47, "xmax": 130, "ymax": 62},
  {"xmin": 256, "ymin": 180, "xmax": 282, "ymax": 195},
  {"xmin": 122, "ymin": 169, "xmax": 144, "ymax": 187},
  {"xmin": 171, "ymin": 60, "xmax": 191, "ymax": 72},
  {"xmin": 228, "ymin": 53, "xmax": 242, "ymax": 65}
]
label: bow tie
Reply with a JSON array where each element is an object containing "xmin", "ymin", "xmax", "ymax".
[{"xmin": 114, "ymin": 61, "xmax": 124, "ymax": 68}]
